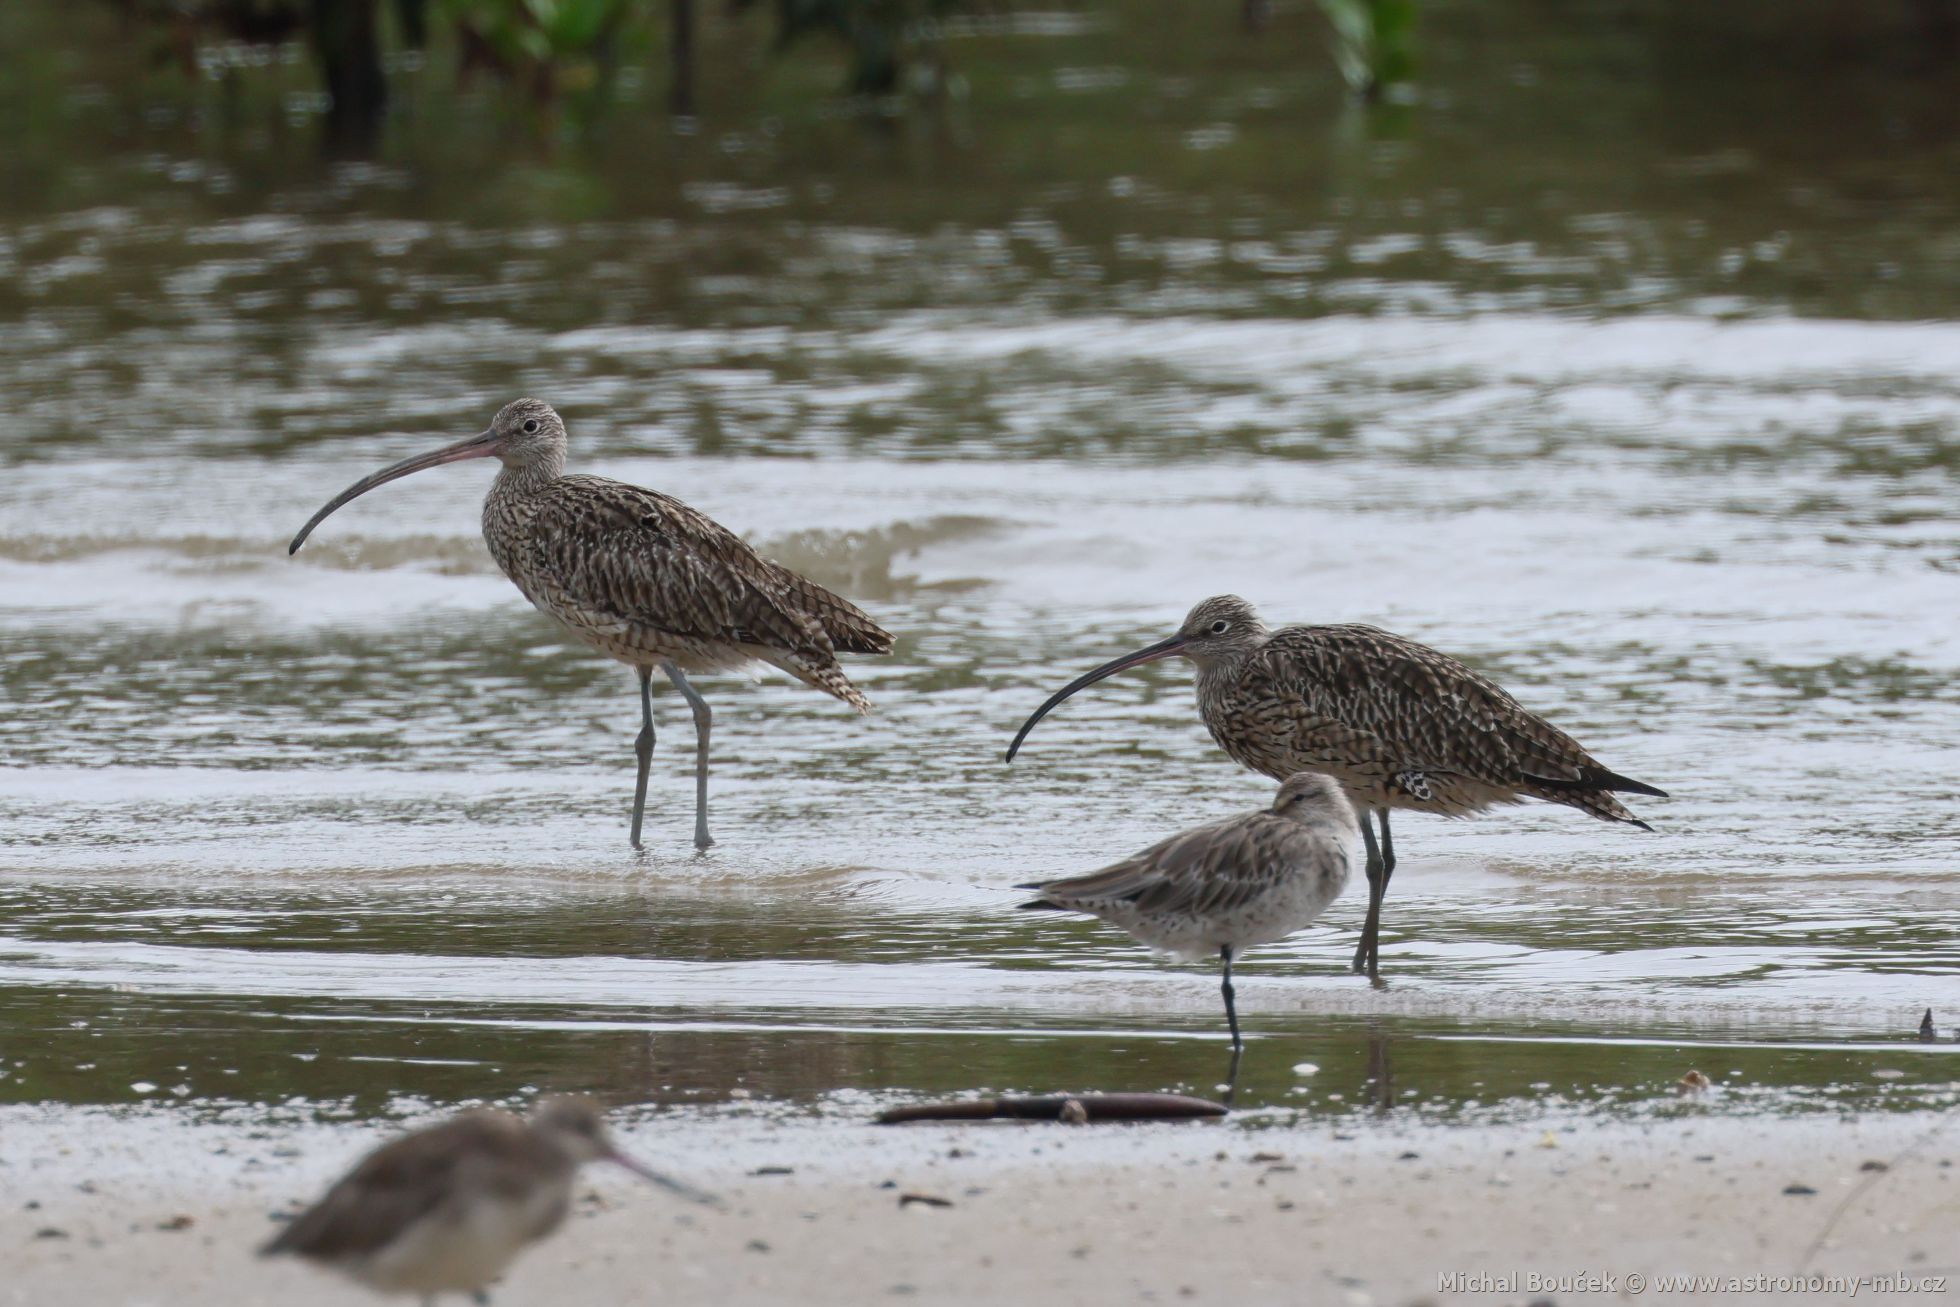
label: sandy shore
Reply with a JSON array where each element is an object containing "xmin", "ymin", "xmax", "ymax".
[{"xmin": 4, "ymin": 1103, "xmax": 1955, "ymax": 1306}]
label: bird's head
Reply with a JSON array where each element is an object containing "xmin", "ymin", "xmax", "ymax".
[
  {"xmin": 287, "ymin": 397, "xmax": 568, "ymax": 555},
  {"xmin": 530, "ymin": 1094, "xmax": 616, "ymax": 1165},
  {"xmin": 530, "ymin": 1095, "xmax": 720, "ymax": 1206},
  {"xmin": 488, "ymin": 398, "xmax": 569, "ymax": 469},
  {"xmin": 1271, "ymin": 772, "xmax": 1353, "ymax": 824},
  {"xmin": 1003, "ymin": 594, "xmax": 1270, "ymax": 763},
  {"xmin": 1173, "ymin": 594, "xmax": 1268, "ymax": 667}
]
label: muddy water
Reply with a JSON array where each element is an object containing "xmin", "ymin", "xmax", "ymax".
[{"xmin": 0, "ymin": 0, "xmax": 1956, "ymax": 1124}]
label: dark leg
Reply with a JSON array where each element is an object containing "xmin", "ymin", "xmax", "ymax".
[
  {"xmin": 629, "ymin": 666, "xmax": 655, "ymax": 850},
  {"xmin": 1219, "ymin": 944, "xmax": 1243, "ymax": 1050},
  {"xmin": 1351, "ymin": 811, "xmax": 1386, "ymax": 977},
  {"xmin": 1369, "ymin": 811, "xmax": 1397, "ymax": 976},
  {"xmin": 661, "ymin": 661, "xmax": 714, "ymax": 851},
  {"xmin": 1220, "ymin": 944, "xmax": 1243, "ymax": 1102}
]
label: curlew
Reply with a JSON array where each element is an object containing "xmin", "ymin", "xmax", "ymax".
[
  {"xmin": 290, "ymin": 398, "xmax": 892, "ymax": 850},
  {"xmin": 1006, "ymin": 595, "xmax": 1666, "ymax": 978},
  {"xmin": 1018, "ymin": 772, "xmax": 1358, "ymax": 1086},
  {"xmin": 261, "ymin": 1095, "xmax": 714, "ymax": 1304}
]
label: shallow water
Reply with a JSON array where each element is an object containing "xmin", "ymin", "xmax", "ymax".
[{"xmin": 1, "ymin": 0, "xmax": 1956, "ymax": 1125}]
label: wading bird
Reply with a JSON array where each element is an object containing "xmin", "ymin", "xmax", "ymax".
[
  {"xmin": 261, "ymin": 1095, "xmax": 714, "ymax": 1305},
  {"xmin": 1006, "ymin": 596, "xmax": 1665, "ymax": 978},
  {"xmin": 1018, "ymin": 772, "xmax": 1358, "ymax": 1088},
  {"xmin": 290, "ymin": 399, "xmax": 892, "ymax": 850}
]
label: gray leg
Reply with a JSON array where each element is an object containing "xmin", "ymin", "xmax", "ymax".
[
  {"xmin": 1220, "ymin": 944, "xmax": 1243, "ymax": 1104},
  {"xmin": 1219, "ymin": 944, "xmax": 1242, "ymax": 1050},
  {"xmin": 1352, "ymin": 811, "xmax": 1386, "ymax": 978},
  {"xmin": 630, "ymin": 666, "xmax": 655, "ymax": 850},
  {"xmin": 661, "ymin": 661, "xmax": 714, "ymax": 851}
]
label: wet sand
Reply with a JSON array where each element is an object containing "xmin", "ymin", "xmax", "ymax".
[{"xmin": 6, "ymin": 1105, "xmax": 1955, "ymax": 1306}]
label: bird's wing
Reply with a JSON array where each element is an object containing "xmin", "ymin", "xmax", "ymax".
[
  {"xmin": 518, "ymin": 476, "xmax": 891, "ymax": 657},
  {"xmin": 1033, "ymin": 814, "xmax": 1308, "ymax": 920},
  {"xmin": 1256, "ymin": 624, "xmax": 1611, "ymax": 789},
  {"xmin": 261, "ymin": 1114, "xmax": 528, "ymax": 1259}
]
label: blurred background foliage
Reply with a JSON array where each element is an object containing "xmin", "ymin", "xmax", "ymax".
[
  {"xmin": 1316, "ymin": 0, "xmax": 1417, "ymax": 100},
  {"xmin": 6, "ymin": 0, "xmax": 1959, "ymax": 319},
  {"xmin": 98, "ymin": 0, "xmax": 1425, "ymax": 147}
]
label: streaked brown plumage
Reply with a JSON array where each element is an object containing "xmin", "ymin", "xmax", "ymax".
[
  {"xmin": 290, "ymin": 398, "xmax": 893, "ymax": 850},
  {"xmin": 1019, "ymin": 772, "xmax": 1359, "ymax": 1085},
  {"xmin": 1006, "ymin": 595, "xmax": 1666, "ymax": 978},
  {"xmin": 261, "ymin": 1096, "xmax": 712, "ymax": 1304}
]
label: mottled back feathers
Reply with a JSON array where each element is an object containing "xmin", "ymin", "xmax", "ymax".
[
  {"xmin": 1199, "ymin": 621, "xmax": 1663, "ymax": 825},
  {"xmin": 1019, "ymin": 774, "xmax": 1359, "ymax": 960},
  {"xmin": 484, "ymin": 472, "xmax": 891, "ymax": 709}
]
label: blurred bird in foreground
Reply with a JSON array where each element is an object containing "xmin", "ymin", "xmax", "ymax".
[{"xmin": 262, "ymin": 1095, "xmax": 714, "ymax": 1304}]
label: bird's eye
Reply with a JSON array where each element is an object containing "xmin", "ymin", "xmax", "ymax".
[
  {"xmin": 522, "ymin": 419, "xmax": 540, "ymax": 434},
  {"xmin": 1210, "ymin": 619, "xmax": 1229, "ymax": 634}
]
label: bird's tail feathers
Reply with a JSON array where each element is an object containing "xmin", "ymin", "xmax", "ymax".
[
  {"xmin": 1015, "ymin": 880, "xmax": 1072, "ymax": 910},
  {"xmin": 1523, "ymin": 777, "xmax": 1657, "ymax": 829},
  {"xmin": 1528, "ymin": 766, "xmax": 1667, "ymax": 799},
  {"xmin": 761, "ymin": 649, "xmax": 874, "ymax": 713}
]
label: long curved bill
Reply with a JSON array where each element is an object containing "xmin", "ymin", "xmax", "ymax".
[
  {"xmin": 288, "ymin": 428, "xmax": 498, "ymax": 555},
  {"xmin": 1003, "ymin": 632, "xmax": 1191, "ymax": 762},
  {"xmin": 609, "ymin": 1151, "xmax": 721, "ymax": 1207}
]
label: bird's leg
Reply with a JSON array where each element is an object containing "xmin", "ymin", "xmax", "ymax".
[
  {"xmin": 630, "ymin": 665, "xmax": 655, "ymax": 851},
  {"xmin": 1352, "ymin": 811, "xmax": 1385, "ymax": 978},
  {"xmin": 1220, "ymin": 945, "xmax": 1244, "ymax": 1103},
  {"xmin": 661, "ymin": 661, "xmax": 714, "ymax": 852},
  {"xmin": 1372, "ymin": 811, "xmax": 1397, "ymax": 974},
  {"xmin": 1219, "ymin": 943, "xmax": 1245, "ymax": 1105}
]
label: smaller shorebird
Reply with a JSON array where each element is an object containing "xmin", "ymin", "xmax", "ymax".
[
  {"xmin": 1018, "ymin": 772, "xmax": 1358, "ymax": 1086},
  {"xmin": 1006, "ymin": 596, "xmax": 1666, "ymax": 978},
  {"xmin": 289, "ymin": 399, "xmax": 892, "ymax": 850},
  {"xmin": 262, "ymin": 1096, "xmax": 713, "ymax": 1305}
]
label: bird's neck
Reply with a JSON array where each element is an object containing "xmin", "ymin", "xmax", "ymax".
[
  {"xmin": 492, "ymin": 450, "xmax": 566, "ymax": 496},
  {"xmin": 1193, "ymin": 635, "xmax": 1263, "ymax": 686}
]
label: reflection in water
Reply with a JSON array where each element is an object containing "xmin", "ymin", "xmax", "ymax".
[{"xmin": 0, "ymin": 0, "xmax": 1956, "ymax": 1122}]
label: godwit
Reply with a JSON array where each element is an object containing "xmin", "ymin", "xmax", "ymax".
[
  {"xmin": 261, "ymin": 1095, "xmax": 713, "ymax": 1304},
  {"xmin": 1018, "ymin": 772, "xmax": 1358, "ymax": 1085},
  {"xmin": 1006, "ymin": 595, "xmax": 1666, "ymax": 978},
  {"xmin": 290, "ymin": 398, "xmax": 893, "ymax": 850}
]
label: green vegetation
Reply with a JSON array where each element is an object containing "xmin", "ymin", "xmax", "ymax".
[
  {"xmin": 99, "ymin": 0, "xmax": 1421, "ymax": 147},
  {"xmin": 1317, "ymin": 0, "xmax": 1416, "ymax": 100}
]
